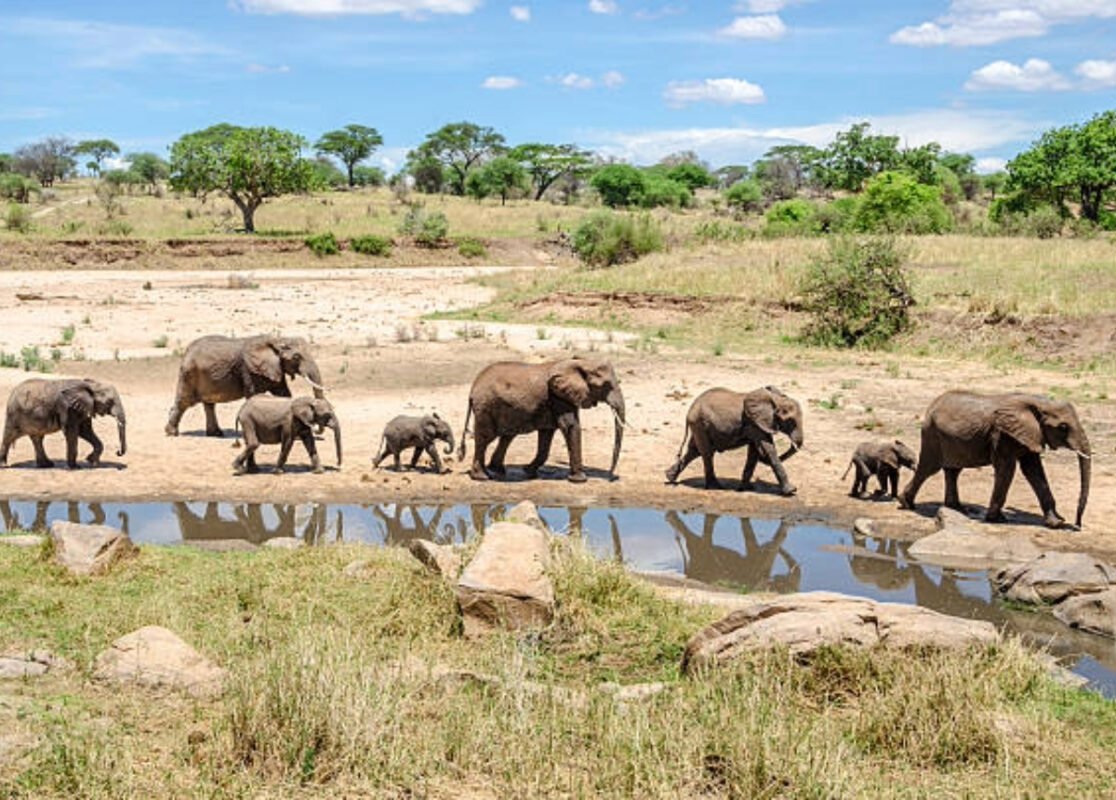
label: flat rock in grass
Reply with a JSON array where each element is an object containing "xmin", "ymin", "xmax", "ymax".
[
  {"xmin": 504, "ymin": 500, "xmax": 547, "ymax": 532},
  {"xmin": 0, "ymin": 650, "xmax": 69, "ymax": 679},
  {"xmin": 994, "ymin": 552, "xmax": 1116, "ymax": 605},
  {"xmin": 262, "ymin": 537, "xmax": 304, "ymax": 550},
  {"xmin": 456, "ymin": 521, "xmax": 554, "ymax": 637},
  {"xmin": 92, "ymin": 626, "xmax": 226, "ymax": 698},
  {"xmin": 50, "ymin": 520, "xmax": 136, "ymax": 577},
  {"xmin": 681, "ymin": 591, "xmax": 998, "ymax": 674},
  {"xmin": 1054, "ymin": 588, "xmax": 1116, "ymax": 638},
  {"xmin": 0, "ymin": 535, "xmax": 46, "ymax": 548},
  {"xmin": 407, "ymin": 539, "xmax": 462, "ymax": 579},
  {"xmin": 908, "ymin": 510, "xmax": 1040, "ymax": 570}
]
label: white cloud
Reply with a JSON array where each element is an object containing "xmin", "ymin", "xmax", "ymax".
[
  {"xmin": 718, "ymin": 14, "xmax": 787, "ymax": 40},
  {"xmin": 555, "ymin": 72, "xmax": 596, "ymax": 89},
  {"xmin": 235, "ymin": 0, "xmax": 480, "ymax": 15},
  {"xmin": 601, "ymin": 70, "xmax": 626, "ymax": 88},
  {"xmin": 482, "ymin": 75, "xmax": 524, "ymax": 89},
  {"xmin": 965, "ymin": 58, "xmax": 1070, "ymax": 90},
  {"xmin": 737, "ymin": 0, "xmax": 813, "ymax": 11},
  {"xmin": 892, "ymin": 1, "xmax": 1116, "ymax": 47},
  {"xmin": 664, "ymin": 78, "xmax": 766, "ymax": 107},
  {"xmin": 246, "ymin": 62, "xmax": 292, "ymax": 74},
  {"xmin": 976, "ymin": 156, "xmax": 1008, "ymax": 173},
  {"xmin": 509, "ymin": 5, "xmax": 530, "ymax": 21},
  {"xmin": 1076, "ymin": 59, "xmax": 1116, "ymax": 87},
  {"xmin": 589, "ymin": 0, "xmax": 620, "ymax": 14}
]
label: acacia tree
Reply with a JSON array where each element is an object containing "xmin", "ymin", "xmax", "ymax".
[
  {"xmin": 511, "ymin": 143, "xmax": 593, "ymax": 200},
  {"xmin": 169, "ymin": 124, "xmax": 313, "ymax": 233},
  {"xmin": 410, "ymin": 122, "xmax": 505, "ymax": 195},
  {"xmin": 13, "ymin": 137, "xmax": 75, "ymax": 186},
  {"xmin": 75, "ymin": 139, "xmax": 120, "ymax": 176},
  {"xmin": 314, "ymin": 124, "xmax": 383, "ymax": 187},
  {"xmin": 466, "ymin": 156, "xmax": 528, "ymax": 205},
  {"xmin": 820, "ymin": 123, "xmax": 901, "ymax": 192},
  {"xmin": 125, "ymin": 152, "xmax": 169, "ymax": 192}
]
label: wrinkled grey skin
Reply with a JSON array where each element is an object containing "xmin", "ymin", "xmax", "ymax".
[
  {"xmin": 166, "ymin": 334, "xmax": 325, "ymax": 437},
  {"xmin": 459, "ymin": 357, "xmax": 626, "ymax": 483},
  {"xmin": 843, "ymin": 439, "xmax": 917, "ymax": 498},
  {"xmin": 665, "ymin": 386, "xmax": 803, "ymax": 494},
  {"xmin": 899, "ymin": 391, "xmax": 1091, "ymax": 529},
  {"xmin": 233, "ymin": 396, "xmax": 341, "ymax": 475},
  {"xmin": 373, "ymin": 413, "xmax": 455, "ymax": 473},
  {"xmin": 1, "ymin": 378, "xmax": 126, "ymax": 469}
]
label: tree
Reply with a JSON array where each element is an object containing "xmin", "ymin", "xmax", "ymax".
[
  {"xmin": 75, "ymin": 139, "xmax": 120, "ymax": 176},
  {"xmin": 13, "ymin": 137, "xmax": 76, "ymax": 187},
  {"xmin": 309, "ymin": 156, "xmax": 347, "ymax": 189},
  {"xmin": 0, "ymin": 153, "xmax": 11, "ymax": 173},
  {"xmin": 724, "ymin": 180, "xmax": 763, "ymax": 214},
  {"xmin": 353, "ymin": 165, "xmax": 386, "ymax": 187},
  {"xmin": 125, "ymin": 152, "xmax": 169, "ymax": 192},
  {"xmin": 983, "ymin": 171, "xmax": 1007, "ymax": 200},
  {"xmin": 409, "ymin": 122, "xmax": 505, "ymax": 195},
  {"xmin": 899, "ymin": 142, "xmax": 942, "ymax": 185},
  {"xmin": 466, "ymin": 156, "xmax": 528, "ymax": 205},
  {"xmin": 852, "ymin": 171, "xmax": 952, "ymax": 234},
  {"xmin": 406, "ymin": 151, "xmax": 447, "ymax": 194},
  {"xmin": 657, "ymin": 150, "xmax": 707, "ymax": 169},
  {"xmin": 713, "ymin": 165, "xmax": 750, "ymax": 189},
  {"xmin": 756, "ymin": 145, "xmax": 824, "ymax": 199},
  {"xmin": 511, "ymin": 143, "xmax": 593, "ymax": 200},
  {"xmin": 821, "ymin": 123, "xmax": 901, "ymax": 192},
  {"xmin": 665, "ymin": 162, "xmax": 714, "ymax": 192},
  {"xmin": 590, "ymin": 164, "xmax": 646, "ymax": 207},
  {"xmin": 938, "ymin": 152, "xmax": 975, "ymax": 177},
  {"xmin": 314, "ymin": 124, "xmax": 383, "ymax": 187},
  {"xmin": 169, "ymin": 124, "xmax": 314, "ymax": 233}
]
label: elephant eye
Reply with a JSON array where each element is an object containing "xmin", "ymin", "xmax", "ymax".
[{"xmin": 1058, "ymin": 422, "xmax": 1070, "ymax": 431}]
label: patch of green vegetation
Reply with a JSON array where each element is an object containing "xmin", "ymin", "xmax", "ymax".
[
  {"xmin": 350, "ymin": 234, "xmax": 393, "ymax": 256},
  {"xmin": 304, "ymin": 231, "xmax": 340, "ymax": 257}
]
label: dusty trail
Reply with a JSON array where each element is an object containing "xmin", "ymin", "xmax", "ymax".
[{"xmin": 0, "ymin": 268, "xmax": 1113, "ymax": 559}]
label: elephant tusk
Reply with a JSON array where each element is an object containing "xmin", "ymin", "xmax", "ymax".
[
  {"xmin": 1074, "ymin": 450, "xmax": 1091, "ymax": 461},
  {"xmin": 302, "ymin": 375, "xmax": 327, "ymax": 393},
  {"xmin": 611, "ymin": 408, "xmax": 632, "ymax": 430}
]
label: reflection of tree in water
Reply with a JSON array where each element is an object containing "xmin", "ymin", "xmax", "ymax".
[
  {"xmin": 0, "ymin": 500, "xmax": 130, "ymax": 536},
  {"xmin": 373, "ymin": 504, "xmax": 481, "ymax": 546},
  {"xmin": 665, "ymin": 511, "xmax": 800, "ymax": 592},
  {"xmin": 173, "ymin": 502, "xmax": 340, "ymax": 545}
]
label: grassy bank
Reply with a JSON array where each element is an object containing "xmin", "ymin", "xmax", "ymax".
[{"xmin": 1, "ymin": 539, "xmax": 1114, "ymax": 797}]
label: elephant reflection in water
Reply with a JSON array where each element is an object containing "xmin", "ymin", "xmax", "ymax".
[
  {"xmin": 173, "ymin": 502, "xmax": 340, "ymax": 546},
  {"xmin": 0, "ymin": 499, "xmax": 130, "ymax": 536},
  {"xmin": 665, "ymin": 511, "xmax": 800, "ymax": 592},
  {"xmin": 847, "ymin": 532, "xmax": 913, "ymax": 592},
  {"xmin": 373, "ymin": 504, "xmax": 464, "ymax": 547}
]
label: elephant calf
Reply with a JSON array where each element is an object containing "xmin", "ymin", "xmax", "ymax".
[
  {"xmin": 233, "ymin": 396, "xmax": 341, "ymax": 475},
  {"xmin": 843, "ymin": 439, "xmax": 917, "ymax": 498},
  {"xmin": 1, "ymin": 378, "xmax": 126, "ymax": 470},
  {"xmin": 373, "ymin": 413, "xmax": 455, "ymax": 473}
]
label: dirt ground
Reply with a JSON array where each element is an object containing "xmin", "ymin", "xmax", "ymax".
[{"xmin": 1, "ymin": 267, "xmax": 1114, "ymax": 558}]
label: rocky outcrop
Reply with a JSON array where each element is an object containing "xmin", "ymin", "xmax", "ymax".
[
  {"xmin": 408, "ymin": 539, "xmax": 462, "ymax": 579},
  {"xmin": 0, "ymin": 650, "xmax": 69, "ymax": 679},
  {"xmin": 92, "ymin": 626, "xmax": 226, "ymax": 698},
  {"xmin": 50, "ymin": 520, "xmax": 136, "ymax": 577},
  {"xmin": 907, "ymin": 507, "xmax": 1040, "ymax": 569},
  {"xmin": 681, "ymin": 591, "xmax": 998, "ymax": 673},
  {"xmin": 1054, "ymin": 589, "xmax": 1116, "ymax": 638},
  {"xmin": 456, "ymin": 522, "xmax": 554, "ymax": 637},
  {"xmin": 994, "ymin": 552, "xmax": 1116, "ymax": 605}
]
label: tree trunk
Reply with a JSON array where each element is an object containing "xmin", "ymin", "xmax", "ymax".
[
  {"xmin": 347, "ymin": 162, "xmax": 355, "ymax": 187},
  {"xmin": 230, "ymin": 195, "xmax": 259, "ymax": 233}
]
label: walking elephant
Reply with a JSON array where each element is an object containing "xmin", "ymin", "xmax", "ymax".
[
  {"xmin": 1, "ymin": 378, "xmax": 126, "ymax": 469},
  {"xmin": 664, "ymin": 386, "xmax": 803, "ymax": 493},
  {"xmin": 898, "ymin": 391, "xmax": 1090, "ymax": 529},
  {"xmin": 373, "ymin": 413, "xmax": 455, "ymax": 473},
  {"xmin": 166, "ymin": 335, "xmax": 325, "ymax": 437},
  {"xmin": 458, "ymin": 357, "xmax": 625, "ymax": 483},
  {"xmin": 843, "ymin": 439, "xmax": 918, "ymax": 498},
  {"xmin": 233, "ymin": 396, "xmax": 341, "ymax": 475}
]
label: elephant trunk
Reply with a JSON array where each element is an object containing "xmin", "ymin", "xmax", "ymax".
[
  {"xmin": 301, "ymin": 360, "xmax": 326, "ymax": 399},
  {"xmin": 606, "ymin": 386, "xmax": 626, "ymax": 477},
  {"xmin": 331, "ymin": 419, "xmax": 342, "ymax": 467},
  {"xmin": 444, "ymin": 431, "xmax": 455, "ymax": 456},
  {"xmin": 1074, "ymin": 432, "xmax": 1091, "ymax": 528},
  {"xmin": 778, "ymin": 427, "xmax": 803, "ymax": 462},
  {"xmin": 113, "ymin": 406, "xmax": 127, "ymax": 457}
]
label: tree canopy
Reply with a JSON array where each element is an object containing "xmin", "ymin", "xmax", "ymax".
[
  {"xmin": 511, "ymin": 143, "xmax": 593, "ymax": 200},
  {"xmin": 409, "ymin": 122, "xmax": 505, "ymax": 195},
  {"xmin": 13, "ymin": 137, "xmax": 75, "ymax": 186},
  {"xmin": 314, "ymin": 124, "xmax": 383, "ymax": 187},
  {"xmin": 125, "ymin": 152, "xmax": 169, "ymax": 191},
  {"xmin": 466, "ymin": 156, "xmax": 528, "ymax": 205},
  {"xmin": 75, "ymin": 139, "xmax": 120, "ymax": 176}
]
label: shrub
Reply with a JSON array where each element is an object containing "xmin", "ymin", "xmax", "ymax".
[
  {"xmin": 693, "ymin": 220, "xmax": 753, "ymax": 244},
  {"xmin": 763, "ymin": 199, "xmax": 820, "ymax": 237},
  {"xmin": 5, "ymin": 203, "xmax": 32, "ymax": 233},
  {"xmin": 639, "ymin": 173, "xmax": 692, "ymax": 209},
  {"xmin": 723, "ymin": 180, "xmax": 763, "ymax": 214},
  {"xmin": 815, "ymin": 197, "xmax": 858, "ymax": 233},
  {"xmin": 572, "ymin": 210, "xmax": 663, "ymax": 268},
  {"xmin": 456, "ymin": 237, "xmax": 487, "ymax": 258},
  {"xmin": 853, "ymin": 171, "xmax": 952, "ymax": 234},
  {"xmin": 995, "ymin": 205, "xmax": 1064, "ymax": 239},
  {"xmin": 590, "ymin": 164, "xmax": 646, "ymax": 208},
  {"xmin": 96, "ymin": 220, "xmax": 133, "ymax": 236},
  {"xmin": 305, "ymin": 232, "xmax": 340, "ymax": 257},
  {"xmin": 415, "ymin": 211, "xmax": 449, "ymax": 247},
  {"xmin": 0, "ymin": 172, "xmax": 39, "ymax": 203},
  {"xmin": 350, "ymin": 234, "xmax": 393, "ymax": 256},
  {"xmin": 799, "ymin": 237, "xmax": 915, "ymax": 349}
]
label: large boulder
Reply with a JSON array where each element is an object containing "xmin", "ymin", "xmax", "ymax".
[
  {"xmin": 456, "ymin": 522, "xmax": 554, "ymax": 637},
  {"xmin": 907, "ymin": 509, "xmax": 1040, "ymax": 570},
  {"xmin": 681, "ymin": 592, "xmax": 998, "ymax": 674},
  {"xmin": 994, "ymin": 552, "xmax": 1116, "ymax": 605},
  {"xmin": 92, "ymin": 626, "xmax": 226, "ymax": 698},
  {"xmin": 504, "ymin": 500, "xmax": 546, "ymax": 532},
  {"xmin": 1054, "ymin": 589, "xmax": 1116, "ymax": 638},
  {"xmin": 50, "ymin": 520, "xmax": 136, "ymax": 577},
  {"xmin": 408, "ymin": 539, "xmax": 462, "ymax": 579}
]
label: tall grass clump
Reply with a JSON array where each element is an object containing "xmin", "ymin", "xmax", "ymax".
[
  {"xmin": 572, "ymin": 210, "xmax": 664, "ymax": 268},
  {"xmin": 304, "ymin": 231, "xmax": 340, "ymax": 257},
  {"xmin": 5, "ymin": 203, "xmax": 32, "ymax": 233},
  {"xmin": 350, "ymin": 234, "xmax": 393, "ymax": 256},
  {"xmin": 799, "ymin": 236, "xmax": 914, "ymax": 348}
]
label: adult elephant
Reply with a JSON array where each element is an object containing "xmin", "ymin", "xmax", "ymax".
[
  {"xmin": 458, "ymin": 357, "xmax": 625, "ymax": 483},
  {"xmin": 165, "ymin": 335, "xmax": 325, "ymax": 437},
  {"xmin": 1, "ymin": 378, "xmax": 126, "ymax": 469},
  {"xmin": 898, "ymin": 391, "xmax": 1090, "ymax": 529}
]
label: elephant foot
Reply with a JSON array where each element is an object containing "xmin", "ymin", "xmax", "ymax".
[
  {"xmin": 312, "ymin": 466, "xmax": 325, "ymax": 475},
  {"xmin": 206, "ymin": 429, "xmax": 225, "ymax": 439},
  {"xmin": 488, "ymin": 465, "xmax": 507, "ymax": 477},
  {"xmin": 567, "ymin": 471, "xmax": 588, "ymax": 484},
  {"xmin": 164, "ymin": 425, "xmax": 178, "ymax": 437},
  {"xmin": 705, "ymin": 480, "xmax": 724, "ymax": 491},
  {"xmin": 1044, "ymin": 511, "xmax": 1067, "ymax": 530},
  {"xmin": 984, "ymin": 509, "xmax": 1006, "ymax": 524},
  {"xmin": 664, "ymin": 466, "xmax": 680, "ymax": 485},
  {"xmin": 779, "ymin": 484, "xmax": 798, "ymax": 497},
  {"xmin": 35, "ymin": 460, "xmax": 54, "ymax": 469},
  {"xmin": 274, "ymin": 468, "xmax": 285, "ymax": 475},
  {"xmin": 524, "ymin": 464, "xmax": 541, "ymax": 479},
  {"xmin": 468, "ymin": 466, "xmax": 490, "ymax": 482}
]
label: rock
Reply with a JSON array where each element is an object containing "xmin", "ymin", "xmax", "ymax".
[
  {"xmin": 853, "ymin": 518, "xmax": 877, "ymax": 538},
  {"xmin": 92, "ymin": 626, "xmax": 226, "ymax": 698},
  {"xmin": 0, "ymin": 650, "xmax": 68, "ymax": 679},
  {"xmin": 0, "ymin": 535, "xmax": 46, "ymax": 548},
  {"xmin": 681, "ymin": 592, "xmax": 999, "ymax": 674},
  {"xmin": 994, "ymin": 552, "xmax": 1116, "ymax": 605},
  {"xmin": 504, "ymin": 500, "xmax": 547, "ymax": 532},
  {"xmin": 935, "ymin": 506, "xmax": 972, "ymax": 532},
  {"xmin": 456, "ymin": 522, "xmax": 554, "ymax": 637},
  {"xmin": 407, "ymin": 539, "xmax": 462, "ymax": 579},
  {"xmin": 1054, "ymin": 588, "xmax": 1116, "ymax": 638},
  {"xmin": 50, "ymin": 520, "xmax": 136, "ymax": 577},
  {"xmin": 908, "ymin": 511, "xmax": 1040, "ymax": 570},
  {"xmin": 263, "ymin": 537, "xmax": 304, "ymax": 550}
]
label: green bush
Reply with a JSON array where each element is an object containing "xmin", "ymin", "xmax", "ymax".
[
  {"xmin": 763, "ymin": 199, "xmax": 820, "ymax": 237},
  {"xmin": 5, "ymin": 203, "xmax": 32, "ymax": 233},
  {"xmin": 639, "ymin": 173, "xmax": 692, "ymax": 208},
  {"xmin": 994, "ymin": 204, "xmax": 1065, "ymax": 239},
  {"xmin": 96, "ymin": 220, "xmax": 134, "ymax": 236},
  {"xmin": 0, "ymin": 172, "xmax": 39, "ymax": 203},
  {"xmin": 799, "ymin": 237, "xmax": 915, "ymax": 349},
  {"xmin": 456, "ymin": 237, "xmax": 487, "ymax": 258},
  {"xmin": 415, "ymin": 211, "xmax": 449, "ymax": 247},
  {"xmin": 590, "ymin": 164, "xmax": 646, "ymax": 208},
  {"xmin": 572, "ymin": 210, "xmax": 663, "ymax": 268},
  {"xmin": 350, "ymin": 234, "xmax": 393, "ymax": 256},
  {"xmin": 815, "ymin": 198, "xmax": 858, "ymax": 233},
  {"xmin": 723, "ymin": 180, "xmax": 763, "ymax": 214},
  {"xmin": 853, "ymin": 171, "xmax": 952, "ymax": 234},
  {"xmin": 305, "ymin": 232, "xmax": 340, "ymax": 257}
]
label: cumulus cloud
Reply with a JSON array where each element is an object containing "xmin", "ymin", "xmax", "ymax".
[
  {"xmin": 234, "ymin": 0, "xmax": 480, "ymax": 15},
  {"xmin": 1076, "ymin": 59, "xmax": 1116, "ymax": 87},
  {"xmin": 589, "ymin": 0, "xmax": 620, "ymax": 14},
  {"xmin": 965, "ymin": 58, "xmax": 1070, "ymax": 90},
  {"xmin": 664, "ymin": 78, "xmax": 766, "ymax": 107},
  {"xmin": 246, "ymin": 62, "xmax": 292, "ymax": 74},
  {"xmin": 509, "ymin": 5, "xmax": 530, "ymax": 21},
  {"xmin": 554, "ymin": 72, "xmax": 596, "ymax": 89},
  {"xmin": 482, "ymin": 75, "xmax": 524, "ymax": 89},
  {"xmin": 601, "ymin": 70, "xmax": 626, "ymax": 88},
  {"xmin": 892, "ymin": 1, "xmax": 1116, "ymax": 47},
  {"xmin": 976, "ymin": 156, "xmax": 1008, "ymax": 173},
  {"xmin": 718, "ymin": 14, "xmax": 787, "ymax": 40},
  {"xmin": 737, "ymin": 0, "xmax": 813, "ymax": 11}
]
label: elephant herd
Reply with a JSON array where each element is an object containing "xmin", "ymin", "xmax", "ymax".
[{"xmin": 0, "ymin": 334, "xmax": 1093, "ymax": 530}]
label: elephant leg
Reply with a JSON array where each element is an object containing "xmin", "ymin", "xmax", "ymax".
[
  {"xmin": 204, "ymin": 403, "xmax": 223, "ymax": 438},
  {"xmin": 0, "ymin": 422, "xmax": 18, "ymax": 466},
  {"xmin": 410, "ymin": 447, "xmax": 424, "ymax": 470},
  {"xmin": 372, "ymin": 441, "xmax": 388, "ymax": 469},
  {"xmin": 426, "ymin": 444, "xmax": 445, "ymax": 474},
  {"xmin": 875, "ymin": 466, "xmax": 891, "ymax": 496},
  {"xmin": 488, "ymin": 436, "xmax": 514, "ymax": 477},
  {"xmin": 233, "ymin": 427, "xmax": 259, "ymax": 474},
  {"xmin": 1019, "ymin": 453, "xmax": 1064, "ymax": 529},
  {"xmin": 470, "ymin": 419, "xmax": 494, "ymax": 481},
  {"xmin": 985, "ymin": 456, "xmax": 1015, "ymax": 523},
  {"xmin": 526, "ymin": 429, "xmax": 556, "ymax": 478},
  {"xmin": 78, "ymin": 418, "xmax": 104, "ymax": 466},
  {"xmin": 759, "ymin": 439, "xmax": 796, "ymax": 496},
  {"xmin": 898, "ymin": 440, "xmax": 939, "ymax": 510},
  {"xmin": 300, "ymin": 431, "xmax": 322, "ymax": 474},
  {"xmin": 739, "ymin": 445, "xmax": 759, "ymax": 491},
  {"xmin": 690, "ymin": 427, "xmax": 721, "ymax": 490},
  {"xmin": 558, "ymin": 412, "xmax": 586, "ymax": 483},
  {"xmin": 274, "ymin": 437, "xmax": 295, "ymax": 474},
  {"xmin": 850, "ymin": 458, "xmax": 868, "ymax": 497},
  {"xmin": 887, "ymin": 467, "xmax": 900, "ymax": 498},
  {"xmin": 665, "ymin": 438, "xmax": 700, "ymax": 484},
  {"xmin": 30, "ymin": 436, "xmax": 52, "ymax": 468},
  {"xmin": 64, "ymin": 428, "xmax": 80, "ymax": 469},
  {"xmin": 943, "ymin": 467, "xmax": 964, "ymax": 511},
  {"xmin": 392, "ymin": 449, "xmax": 402, "ymax": 471}
]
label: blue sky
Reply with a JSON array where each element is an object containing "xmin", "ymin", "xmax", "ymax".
[{"xmin": 1, "ymin": 0, "xmax": 1114, "ymax": 172}]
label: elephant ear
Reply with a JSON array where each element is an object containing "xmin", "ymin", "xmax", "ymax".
[
  {"xmin": 422, "ymin": 417, "xmax": 439, "ymax": 439},
  {"xmin": 743, "ymin": 391, "xmax": 776, "ymax": 436},
  {"xmin": 993, "ymin": 402, "xmax": 1043, "ymax": 454},
  {"xmin": 59, "ymin": 383, "xmax": 95, "ymax": 421},
  {"xmin": 245, "ymin": 338, "xmax": 284, "ymax": 385},
  {"xmin": 548, "ymin": 361, "xmax": 592, "ymax": 408},
  {"xmin": 880, "ymin": 446, "xmax": 900, "ymax": 470},
  {"xmin": 292, "ymin": 401, "xmax": 315, "ymax": 427}
]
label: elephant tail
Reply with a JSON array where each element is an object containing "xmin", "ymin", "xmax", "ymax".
[
  {"xmin": 233, "ymin": 413, "xmax": 242, "ymax": 449},
  {"xmin": 841, "ymin": 460, "xmax": 853, "ymax": 480},
  {"xmin": 457, "ymin": 398, "xmax": 472, "ymax": 461},
  {"xmin": 674, "ymin": 425, "xmax": 691, "ymax": 463}
]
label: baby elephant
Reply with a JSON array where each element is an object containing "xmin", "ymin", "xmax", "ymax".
[
  {"xmin": 374, "ymin": 413, "xmax": 454, "ymax": 473},
  {"xmin": 233, "ymin": 396, "xmax": 341, "ymax": 475},
  {"xmin": 843, "ymin": 439, "xmax": 917, "ymax": 498}
]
